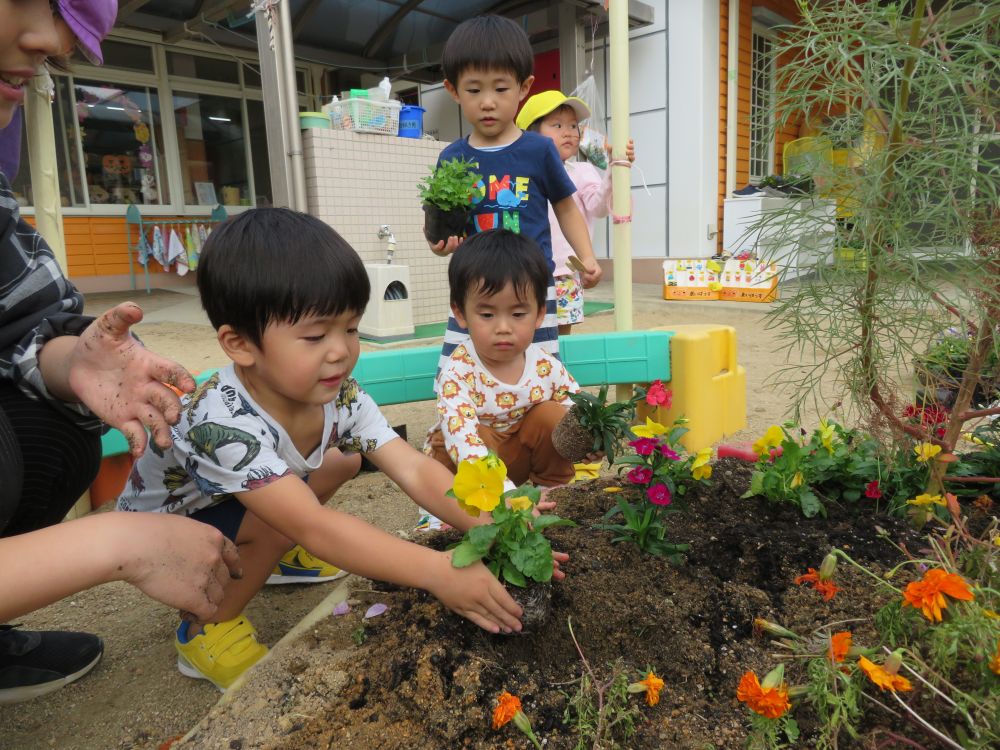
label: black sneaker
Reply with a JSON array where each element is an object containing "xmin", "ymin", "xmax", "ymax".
[{"xmin": 0, "ymin": 625, "xmax": 103, "ymax": 704}]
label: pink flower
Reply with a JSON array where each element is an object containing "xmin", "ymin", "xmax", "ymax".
[
  {"xmin": 629, "ymin": 438, "xmax": 658, "ymax": 457},
  {"xmin": 647, "ymin": 483, "xmax": 672, "ymax": 505},
  {"xmin": 658, "ymin": 444, "xmax": 680, "ymax": 460},
  {"xmin": 865, "ymin": 480, "xmax": 882, "ymax": 499},
  {"xmin": 645, "ymin": 380, "xmax": 672, "ymax": 408},
  {"xmin": 627, "ymin": 466, "xmax": 654, "ymax": 485}
]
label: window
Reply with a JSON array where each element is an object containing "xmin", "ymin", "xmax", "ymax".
[
  {"xmin": 167, "ymin": 52, "xmax": 240, "ymax": 85},
  {"xmin": 74, "ymin": 79, "xmax": 170, "ymax": 205},
  {"xmin": 172, "ymin": 91, "xmax": 250, "ymax": 206},
  {"xmin": 749, "ymin": 26, "xmax": 775, "ymax": 184},
  {"xmin": 9, "ymin": 76, "xmax": 87, "ymax": 207}
]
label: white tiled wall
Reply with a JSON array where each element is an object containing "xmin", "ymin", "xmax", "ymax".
[{"xmin": 302, "ymin": 128, "xmax": 451, "ymax": 326}]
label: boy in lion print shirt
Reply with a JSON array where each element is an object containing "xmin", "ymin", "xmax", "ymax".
[{"xmin": 424, "ymin": 230, "xmax": 580, "ymax": 494}]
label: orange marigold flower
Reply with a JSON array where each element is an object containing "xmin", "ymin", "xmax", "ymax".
[
  {"xmin": 794, "ymin": 568, "xmax": 840, "ymax": 601},
  {"xmin": 858, "ymin": 656, "xmax": 912, "ymax": 692},
  {"xmin": 492, "ymin": 691, "xmax": 521, "ymax": 730},
  {"xmin": 640, "ymin": 671, "xmax": 665, "ymax": 706},
  {"xmin": 901, "ymin": 568, "xmax": 975, "ymax": 623},
  {"xmin": 990, "ymin": 642, "xmax": 1000, "ymax": 676},
  {"xmin": 736, "ymin": 671, "xmax": 791, "ymax": 719},
  {"xmin": 828, "ymin": 631, "xmax": 852, "ymax": 663}
]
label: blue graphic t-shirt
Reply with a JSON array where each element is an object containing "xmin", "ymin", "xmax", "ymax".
[{"xmin": 437, "ymin": 131, "xmax": 576, "ymax": 272}]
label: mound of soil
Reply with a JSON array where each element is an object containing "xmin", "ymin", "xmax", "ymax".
[{"xmin": 177, "ymin": 458, "xmax": 930, "ymax": 749}]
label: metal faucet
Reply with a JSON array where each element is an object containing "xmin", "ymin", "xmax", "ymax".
[{"xmin": 377, "ymin": 224, "xmax": 396, "ymax": 264}]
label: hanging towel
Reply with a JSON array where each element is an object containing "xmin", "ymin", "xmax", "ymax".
[
  {"xmin": 175, "ymin": 231, "xmax": 190, "ymax": 276},
  {"xmin": 151, "ymin": 225, "xmax": 167, "ymax": 268},
  {"xmin": 199, "ymin": 223, "xmax": 211, "ymax": 243},
  {"xmin": 166, "ymin": 228, "xmax": 185, "ymax": 270},
  {"xmin": 136, "ymin": 230, "xmax": 151, "ymax": 266},
  {"xmin": 184, "ymin": 225, "xmax": 199, "ymax": 272}
]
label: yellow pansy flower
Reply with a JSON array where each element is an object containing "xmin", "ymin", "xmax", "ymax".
[
  {"xmin": 691, "ymin": 447, "xmax": 712, "ymax": 480},
  {"xmin": 752, "ymin": 425, "xmax": 785, "ymax": 457},
  {"xmin": 508, "ymin": 495, "xmax": 533, "ymax": 512},
  {"xmin": 790, "ymin": 471, "xmax": 804, "ymax": 489},
  {"xmin": 452, "ymin": 454, "xmax": 505, "ymax": 516},
  {"xmin": 819, "ymin": 419, "xmax": 835, "ymax": 453},
  {"xmin": 914, "ymin": 442, "xmax": 942, "ymax": 462},
  {"xmin": 632, "ymin": 417, "xmax": 669, "ymax": 438},
  {"xmin": 906, "ymin": 493, "xmax": 946, "ymax": 507}
]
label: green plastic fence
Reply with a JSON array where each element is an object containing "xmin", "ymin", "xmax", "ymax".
[{"xmin": 101, "ymin": 330, "xmax": 673, "ymax": 458}]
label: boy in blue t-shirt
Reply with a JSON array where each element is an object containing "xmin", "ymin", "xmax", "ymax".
[{"xmin": 427, "ymin": 14, "xmax": 603, "ymax": 371}]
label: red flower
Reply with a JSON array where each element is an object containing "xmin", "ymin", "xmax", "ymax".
[
  {"xmin": 629, "ymin": 438, "xmax": 658, "ymax": 456},
  {"xmin": 864, "ymin": 480, "xmax": 882, "ymax": 499},
  {"xmin": 627, "ymin": 466, "xmax": 653, "ymax": 485},
  {"xmin": 646, "ymin": 483, "xmax": 672, "ymax": 505},
  {"xmin": 645, "ymin": 380, "xmax": 672, "ymax": 408}
]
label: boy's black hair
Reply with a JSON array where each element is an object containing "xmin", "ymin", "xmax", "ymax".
[
  {"xmin": 197, "ymin": 208, "xmax": 370, "ymax": 347},
  {"xmin": 449, "ymin": 229, "xmax": 548, "ymax": 312},
  {"xmin": 442, "ymin": 15, "xmax": 534, "ymax": 85}
]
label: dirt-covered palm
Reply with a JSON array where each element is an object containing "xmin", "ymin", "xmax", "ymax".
[{"xmin": 66, "ymin": 302, "xmax": 195, "ymax": 455}]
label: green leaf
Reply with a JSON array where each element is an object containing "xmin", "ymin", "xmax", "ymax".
[
  {"xmin": 502, "ymin": 562, "xmax": 527, "ymax": 587},
  {"xmin": 531, "ymin": 514, "xmax": 577, "ymax": 531},
  {"xmin": 468, "ymin": 523, "xmax": 499, "ymax": 554},
  {"xmin": 451, "ymin": 540, "xmax": 484, "ymax": 568},
  {"xmin": 743, "ymin": 471, "xmax": 765, "ymax": 498},
  {"xmin": 509, "ymin": 532, "xmax": 553, "ymax": 582},
  {"xmin": 799, "ymin": 490, "xmax": 822, "ymax": 518}
]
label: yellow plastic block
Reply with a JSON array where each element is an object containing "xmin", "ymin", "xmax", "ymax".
[{"xmin": 638, "ymin": 324, "xmax": 747, "ymax": 452}]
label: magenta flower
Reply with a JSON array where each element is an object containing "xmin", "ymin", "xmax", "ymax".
[
  {"xmin": 647, "ymin": 483, "xmax": 672, "ymax": 505},
  {"xmin": 627, "ymin": 466, "xmax": 654, "ymax": 485},
  {"xmin": 658, "ymin": 444, "xmax": 680, "ymax": 460},
  {"xmin": 645, "ymin": 380, "xmax": 672, "ymax": 408},
  {"xmin": 864, "ymin": 480, "xmax": 882, "ymax": 499},
  {"xmin": 629, "ymin": 438, "xmax": 658, "ymax": 456}
]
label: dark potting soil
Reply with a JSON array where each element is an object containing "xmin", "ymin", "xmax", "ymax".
[{"xmin": 185, "ymin": 458, "xmax": 961, "ymax": 749}]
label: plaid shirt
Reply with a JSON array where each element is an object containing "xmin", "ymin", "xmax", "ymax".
[{"xmin": 0, "ymin": 172, "xmax": 98, "ymax": 429}]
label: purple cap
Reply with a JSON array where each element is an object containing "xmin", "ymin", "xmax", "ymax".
[{"xmin": 58, "ymin": 1, "xmax": 118, "ymax": 65}]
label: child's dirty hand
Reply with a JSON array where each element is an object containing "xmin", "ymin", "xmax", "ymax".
[
  {"xmin": 432, "ymin": 551, "xmax": 523, "ymax": 634},
  {"xmin": 584, "ymin": 451, "xmax": 605, "ymax": 464},
  {"xmin": 67, "ymin": 302, "xmax": 195, "ymax": 455},
  {"xmin": 552, "ymin": 550, "xmax": 570, "ymax": 581},
  {"xmin": 581, "ymin": 261, "xmax": 602, "ymax": 289},
  {"xmin": 428, "ymin": 235, "xmax": 462, "ymax": 257}
]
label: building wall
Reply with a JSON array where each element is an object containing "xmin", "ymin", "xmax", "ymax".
[
  {"xmin": 717, "ymin": 0, "xmax": 802, "ymax": 249},
  {"xmin": 302, "ymin": 128, "xmax": 451, "ymax": 327}
]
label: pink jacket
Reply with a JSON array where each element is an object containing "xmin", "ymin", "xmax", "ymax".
[{"xmin": 548, "ymin": 160, "xmax": 612, "ymax": 277}]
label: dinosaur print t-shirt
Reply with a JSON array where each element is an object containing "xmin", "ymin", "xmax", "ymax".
[{"xmin": 117, "ymin": 365, "xmax": 398, "ymax": 517}]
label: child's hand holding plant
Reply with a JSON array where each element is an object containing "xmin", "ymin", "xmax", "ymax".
[{"xmin": 448, "ymin": 453, "xmax": 575, "ymax": 627}]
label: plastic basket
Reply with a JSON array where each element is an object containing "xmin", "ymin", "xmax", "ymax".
[{"xmin": 331, "ymin": 98, "xmax": 400, "ymax": 135}]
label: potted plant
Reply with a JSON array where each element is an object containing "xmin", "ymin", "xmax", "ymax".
[
  {"xmin": 418, "ymin": 157, "xmax": 482, "ymax": 245},
  {"xmin": 551, "ymin": 381, "xmax": 671, "ymax": 464},
  {"xmin": 448, "ymin": 453, "xmax": 574, "ymax": 630}
]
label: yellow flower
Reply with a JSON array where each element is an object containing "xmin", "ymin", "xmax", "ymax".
[
  {"xmin": 632, "ymin": 417, "xmax": 669, "ymax": 438},
  {"xmin": 691, "ymin": 448, "xmax": 712, "ymax": 480},
  {"xmin": 819, "ymin": 419, "xmax": 835, "ymax": 453},
  {"xmin": 914, "ymin": 442, "xmax": 942, "ymax": 462},
  {"xmin": 790, "ymin": 471, "xmax": 804, "ymax": 489},
  {"xmin": 508, "ymin": 495, "xmax": 533, "ymax": 512},
  {"xmin": 906, "ymin": 493, "xmax": 946, "ymax": 507},
  {"xmin": 452, "ymin": 454, "xmax": 505, "ymax": 517},
  {"xmin": 752, "ymin": 425, "xmax": 785, "ymax": 457}
]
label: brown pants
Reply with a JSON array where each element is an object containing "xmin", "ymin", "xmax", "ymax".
[{"xmin": 428, "ymin": 401, "xmax": 575, "ymax": 487}]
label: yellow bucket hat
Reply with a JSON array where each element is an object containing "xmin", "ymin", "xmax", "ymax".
[{"xmin": 516, "ymin": 90, "xmax": 591, "ymax": 131}]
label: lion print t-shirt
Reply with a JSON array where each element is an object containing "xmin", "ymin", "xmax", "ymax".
[{"xmin": 117, "ymin": 365, "xmax": 397, "ymax": 517}]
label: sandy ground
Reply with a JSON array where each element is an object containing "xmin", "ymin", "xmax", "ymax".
[{"xmin": 0, "ymin": 283, "xmax": 838, "ymax": 750}]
